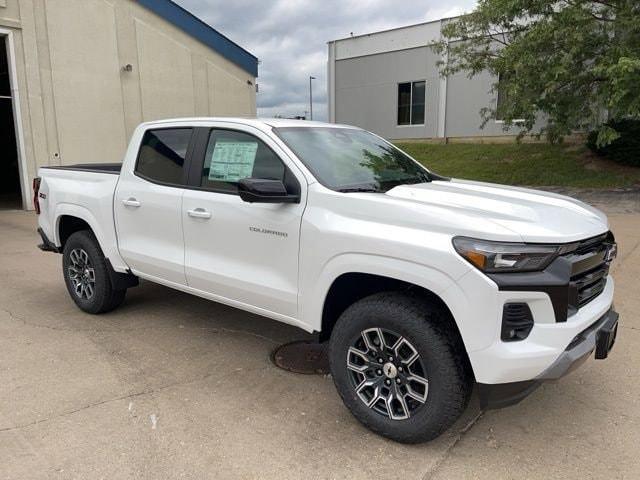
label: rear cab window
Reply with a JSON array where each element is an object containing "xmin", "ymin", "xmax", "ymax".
[{"xmin": 136, "ymin": 128, "xmax": 193, "ymax": 185}]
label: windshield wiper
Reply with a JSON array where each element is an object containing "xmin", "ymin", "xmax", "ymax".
[{"xmin": 336, "ymin": 187, "xmax": 381, "ymax": 193}]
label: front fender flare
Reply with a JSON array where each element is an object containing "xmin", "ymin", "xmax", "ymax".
[{"xmin": 302, "ymin": 253, "xmax": 476, "ymax": 346}]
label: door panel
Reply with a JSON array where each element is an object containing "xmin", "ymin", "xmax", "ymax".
[
  {"xmin": 115, "ymin": 177, "xmax": 186, "ymax": 284},
  {"xmin": 183, "ymin": 191, "xmax": 302, "ymax": 316},
  {"xmin": 182, "ymin": 127, "xmax": 305, "ymax": 317},
  {"xmin": 114, "ymin": 128, "xmax": 193, "ymax": 285}
]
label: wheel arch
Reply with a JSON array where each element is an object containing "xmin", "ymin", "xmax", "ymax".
[
  {"xmin": 58, "ymin": 215, "xmax": 92, "ymax": 248},
  {"xmin": 53, "ymin": 203, "xmax": 129, "ymax": 271},
  {"xmin": 307, "ymin": 254, "xmax": 473, "ymax": 359},
  {"xmin": 319, "ymin": 272, "xmax": 457, "ymax": 342},
  {"xmin": 318, "ymin": 270, "xmax": 476, "ymax": 385},
  {"xmin": 54, "ymin": 205, "xmax": 105, "ymax": 250}
]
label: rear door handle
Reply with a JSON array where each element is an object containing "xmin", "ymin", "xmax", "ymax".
[
  {"xmin": 122, "ymin": 198, "xmax": 141, "ymax": 208},
  {"xmin": 187, "ymin": 208, "xmax": 212, "ymax": 219}
]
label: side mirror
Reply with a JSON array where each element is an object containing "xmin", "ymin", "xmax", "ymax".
[{"xmin": 237, "ymin": 178, "xmax": 300, "ymax": 204}]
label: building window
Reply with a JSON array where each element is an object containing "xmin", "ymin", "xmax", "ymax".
[
  {"xmin": 495, "ymin": 74, "xmax": 509, "ymax": 122},
  {"xmin": 495, "ymin": 74, "xmax": 525, "ymax": 123},
  {"xmin": 397, "ymin": 81, "xmax": 425, "ymax": 126}
]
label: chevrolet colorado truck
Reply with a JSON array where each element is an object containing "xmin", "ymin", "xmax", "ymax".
[{"xmin": 34, "ymin": 118, "xmax": 619, "ymax": 443}]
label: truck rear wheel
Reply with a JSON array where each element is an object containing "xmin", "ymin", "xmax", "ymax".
[
  {"xmin": 62, "ymin": 230, "xmax": 126, "ymax": 314},
  {"xmin": 329, "ymin": 292, "xmax": 472, "ymax": 443}
]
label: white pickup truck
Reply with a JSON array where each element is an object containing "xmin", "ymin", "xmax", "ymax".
[{"xmin": 35, "ymin": 118, "xmax": 619, "ymax": 443}]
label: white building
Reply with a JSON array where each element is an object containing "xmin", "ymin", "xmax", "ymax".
[{"xmin": 327, "ymin": 19, "xmax": 538, "ymax": 142}]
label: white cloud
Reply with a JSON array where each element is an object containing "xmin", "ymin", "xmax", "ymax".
[{"xmin": 175, "ymin": 0, "xmax": 477, "ymax": 120}]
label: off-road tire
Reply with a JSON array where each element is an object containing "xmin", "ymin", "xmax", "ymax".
[
  {"xmin": 62, "ymin": 230, "xmax": 126, "ymax": 314},
  {"xmin": 329, "ymin": 291, "xmax": 472, "ymax": 443}
]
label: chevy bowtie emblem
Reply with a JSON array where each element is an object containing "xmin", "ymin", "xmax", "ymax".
[{"xmin": 382, "ymin": 363, "xmax": 398, "ymax": 379}]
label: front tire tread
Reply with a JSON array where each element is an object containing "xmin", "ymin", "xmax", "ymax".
[{"xmin": 329, "ymin": 291, "xmax": 472, "ymax": 443}]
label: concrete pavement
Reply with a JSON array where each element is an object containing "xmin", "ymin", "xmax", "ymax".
[{"xmin": 0, "ymin": 204, "xmax": 638, "ymax": 480}]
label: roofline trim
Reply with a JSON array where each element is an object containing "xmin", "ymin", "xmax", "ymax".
[
  {"xmin": 327, "ymin": 15, "xmax": 460, "ymax": 44},
  {"xmin": 136, "ymin": 0, "xmax": 258, "ymax": 77}
]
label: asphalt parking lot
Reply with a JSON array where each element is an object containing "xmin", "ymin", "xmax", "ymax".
[{"xmin": 1, "ymin": 192, "xmax": 639, "ymax": 480}]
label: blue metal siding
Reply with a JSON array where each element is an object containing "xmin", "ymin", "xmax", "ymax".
[{"xmin": 136, "ymin": 0, "xmax": 258, "ymax": 77}]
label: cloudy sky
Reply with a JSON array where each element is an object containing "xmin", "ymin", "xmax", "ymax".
[{"xmin": 175, "ymin": 0, "xmax": 478, "ymax": 121}]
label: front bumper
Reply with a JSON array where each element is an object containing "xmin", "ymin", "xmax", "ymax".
[{"xmin": 478, "ymin": 307, "xmax": 619, "ymax": 409}]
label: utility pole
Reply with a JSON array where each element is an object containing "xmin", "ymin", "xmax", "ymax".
[{"xmin": 309, "ymin": 76, "xmax": 316, "ymax": 121}]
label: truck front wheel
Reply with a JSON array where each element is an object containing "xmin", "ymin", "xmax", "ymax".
[
  {"xmin": 62, "ymin": 231, "xmax": 126, "ymax": 314},
  {"xmin": 328, "ymin": 292, "xmax": 472, "ymax": 443}
]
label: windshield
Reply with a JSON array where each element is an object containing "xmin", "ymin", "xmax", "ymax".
[{"xmin": 274, "ymin": 127, "xmax": 431, "ymax": 192}]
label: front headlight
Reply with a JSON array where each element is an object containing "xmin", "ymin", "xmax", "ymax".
[{"xmin": 452, "ymin": 237, "xmax": 562, "ymax": 273}]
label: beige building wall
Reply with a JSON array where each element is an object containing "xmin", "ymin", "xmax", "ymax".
[{"xmin": 0, "ymin": 0, "xmax": 257, "ymax": 209}]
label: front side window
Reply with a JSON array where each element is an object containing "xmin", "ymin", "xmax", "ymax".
[
  {"xmin": 397, "ymin": 81, "xmax": 426, "ymax": 126},
  {"xmin": 136, "ymin": 128, "xmax": 192, "ymax": 184},
  {"xmin": 275, "ymin": 127, "xmax": 431, "ymax": 192},
  {"xmin": 201, "ymin": 129, "xmax": 286, "ymax": 193}
]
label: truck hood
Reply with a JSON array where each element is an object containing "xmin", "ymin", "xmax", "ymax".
[{"xmin": 386, "ymin": 179, "xmax": 609, "ymax": 243}]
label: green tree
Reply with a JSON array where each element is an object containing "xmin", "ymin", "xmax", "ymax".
[{"xmin": 434, "ymin": 0, "xmax": 640, "ymax": 145}]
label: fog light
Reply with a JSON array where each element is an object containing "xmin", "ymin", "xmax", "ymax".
[{"xmin": 501, "ymin": 303, "xmax": 534, "ymax": 341}]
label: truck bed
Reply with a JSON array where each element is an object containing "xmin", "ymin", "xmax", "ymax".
[
  {"xmin": 37, "ymin": 164, "xmax": 125, "ymax": 270},
  {"xmin": 41, "ymin": 163, "xmax": 122, "ymax": 174}
]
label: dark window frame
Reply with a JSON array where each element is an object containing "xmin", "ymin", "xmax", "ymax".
[
  {"xmin": 495, "ymin": 73, "xmax": 508, "ymax": 122},
  {"xmin": 495, "ymin": 74, "xmax": 525, "ymax": 124},
  {"xmin": 134, "ymin": 127, "xmax": 196, "ymax": 188},
  {"xmin": 397, "ymin": 80, "xmax": 426, "ymax": 126},
  {"xmin": 186, "ymin": 127, "xmax": 301, "ymax": 197}
]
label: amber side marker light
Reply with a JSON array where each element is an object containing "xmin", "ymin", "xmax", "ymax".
[{"xmin": 462, "ymin": 250, "xmax": 487, "ymax": 269}]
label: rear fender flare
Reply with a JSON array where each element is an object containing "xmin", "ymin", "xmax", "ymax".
[{"xmin": 53, "ymin": 203, "xmax": 129, "ymax": 272}]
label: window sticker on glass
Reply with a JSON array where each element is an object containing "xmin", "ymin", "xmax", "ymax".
[{"xmin": 208, "ymin": 141, "xmax": 258, "ymax": 182}]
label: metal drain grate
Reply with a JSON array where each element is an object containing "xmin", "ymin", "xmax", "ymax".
[{"xmin": 272, "ymin": 341, "xmax": 330, "ymax": 375}]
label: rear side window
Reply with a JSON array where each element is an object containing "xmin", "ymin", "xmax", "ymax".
[
  {"xmin": 200, "ymin": 129, "xmax": 286, "ymax": 193},
  {"xmin": 136, "ymin": 128, "xmax": 192, "ymax": 185}
]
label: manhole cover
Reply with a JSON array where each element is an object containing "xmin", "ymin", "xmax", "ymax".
[{"xmin": 272, "ymin": 341, "xmax": 330, "ymax": 375}]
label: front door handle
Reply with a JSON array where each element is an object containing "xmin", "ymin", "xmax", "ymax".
[
  {"xmin": 122, "ymin": 197, "xmax": 141, "ymax": 208},
  {"xmin": 187, "ymin": 208, "xmax": 212, "ymax": 219}
]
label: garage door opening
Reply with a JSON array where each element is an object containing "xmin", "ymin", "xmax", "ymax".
[{"xmin": 0, "ymin": 35, "xmax": 22, "ymax": 210}]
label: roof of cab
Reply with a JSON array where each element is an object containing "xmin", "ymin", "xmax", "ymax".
[{"xmin": 140, "ymin": 117, "xmax": 360, "ymax": 131}]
